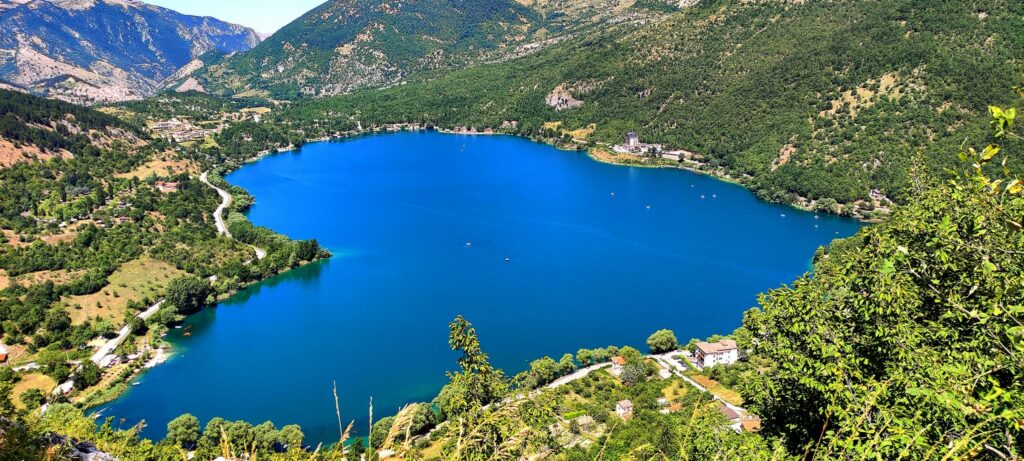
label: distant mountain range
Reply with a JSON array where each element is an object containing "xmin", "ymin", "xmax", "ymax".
[{"xmin": 0, "ymin": 0, "xmax": 261, "ymax": 104}]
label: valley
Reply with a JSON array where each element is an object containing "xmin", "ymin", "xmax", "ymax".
[{"xmin": 0, "ymin": 0, "xmax": 1022, "ymax": 460}]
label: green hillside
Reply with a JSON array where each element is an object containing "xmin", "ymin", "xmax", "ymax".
[{"xmin": 272, "ymin": 0, "xmax": 1023, "ymax": 209}]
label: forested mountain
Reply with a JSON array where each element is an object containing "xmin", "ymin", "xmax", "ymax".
[
  {"xmin": 179, "ymin": 0, "xmax": 673, "ymax": 99},
  {"xmin": 0, "ymin": 0, "xmax": 261, "ymax": 104},
  {"xmin": 263, "ymin": 0, "xmax": 1022, "ymax": 209}
]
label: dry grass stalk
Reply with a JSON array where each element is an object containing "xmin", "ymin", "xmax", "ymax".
[{"xmin": 382, "ymin": 403, "xmax": 421, "ymax": 453}]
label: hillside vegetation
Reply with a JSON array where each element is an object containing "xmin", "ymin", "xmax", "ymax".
[
  {"xmin": 2, "ymin": 89, "xmax": 1021, "ymax": 460},
  {"xmin": 268, "ymin": 0, "xmax": 1023, "ymax": 209},
  {"xmin": 185, "ymin": 0, "xmax": 674, "ymax": 99}
]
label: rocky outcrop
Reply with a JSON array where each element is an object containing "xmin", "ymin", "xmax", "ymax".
[
  {"xmin": 546, "ymin": 85, "xmax": 584, "ymax": 111},
  {"xmin": 0, "ymin": 0, "xmax": 261, "ymax": 104}
]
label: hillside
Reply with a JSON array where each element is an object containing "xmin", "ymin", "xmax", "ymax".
[
  {"xmin": 179, "ymin": 0, "xmax": 672, "ymax": 99},
  {"xmin": 262, "ymin": 0, "xmax": 1022, "ymax": 212},
  {"xmin": 0, "ymin": 0, "xmax": 261, "ymax": 104},
  {"xmin": 0, "ymin": 89, "xmax": 143, "ymax": 167},
  {"xmin": 0, "ymin": 90, "xmax": 325, "ymax": 429}
]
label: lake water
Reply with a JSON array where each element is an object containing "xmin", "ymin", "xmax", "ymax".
[{"xmin": 98, "ymin": 131, "xmax": 861, "ymax": 444}]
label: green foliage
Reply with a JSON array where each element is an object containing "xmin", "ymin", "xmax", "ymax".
[
  {"xmin": 645, "ymin": 328, "xmax": 678, "ymax": 353},
  {"xmin": 18, "ymin": 388, "xmax": 44, "ymax": 409},
  {"xmin": 742, "ymin": 102, "xmax": 1024, "ymax": 457},
  {"xmin": 164, "ymin": 276, "xmax": 213, "ymax": 315},
  {"xmin": 264, "ymin": 0, "xmax": 1024, "ymax": 208},
  {"xmin": 166, "ymin": 413, "xmax": 201, "ymax": 449},
  {"xmin": 439, "ymin": 316, "xmax": 508, "ymax": 419},
  {"xmin": 72, "ymin": 360, "xmax": 102, "ymax": 390},
  {"xmin": 619, "ymin": 363, "xmax": 646, "ymax": 387}
]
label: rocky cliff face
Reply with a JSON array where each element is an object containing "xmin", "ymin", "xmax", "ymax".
[{"xmin": 0, "ymin": 0, "xmax": 261, "ymax": 104}]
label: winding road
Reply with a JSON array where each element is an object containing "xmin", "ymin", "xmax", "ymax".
[
  {"xmin": 200, "ymin": 171, "xmax": 266, "ymax": 260},
  {"xmin": 86, "ymin": 172, "xmax": 264, "ymax": 366}
]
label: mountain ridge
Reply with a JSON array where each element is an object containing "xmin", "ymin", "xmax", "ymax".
[{"xmin": 0, "ymin": 0, "xmax": 262, "ymax": 104}]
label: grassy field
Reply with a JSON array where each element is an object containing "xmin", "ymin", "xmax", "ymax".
[
  {"xmin": 687, "ymin": 373, "xmax": 744, "ymax": 406},
  {"xmin": 114, "ymin": 154, "xmax": 195, "ymax": 180},
  {"xmin": 12, "ymin": 373, "xmax": 55, "ymax": 409},
  {"xmin": 67, "ymin": 256, "xmax": 188, "ymax": 325}
]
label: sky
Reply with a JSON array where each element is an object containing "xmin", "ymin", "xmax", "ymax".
[{"xmin": 146, "ymin": 0, "xmax": 326, "ymax": 34}]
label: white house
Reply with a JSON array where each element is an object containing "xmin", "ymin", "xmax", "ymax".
[
  {"xmin": 694, "ymin": 339, "xmax": 739, "ymax": 369},
  {"xmin": 615, "ymin": 399, "xmax": 634, "ymax": 420},
  {"xmin": 610, "ymin": 356, "xmax": 626, "ymax": 376}
]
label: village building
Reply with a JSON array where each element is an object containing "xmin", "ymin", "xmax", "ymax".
[
  {"xmin": 718, "ymin": 404, "xmax": 744, "ymax": 433},
  {"xmin": 661, "ymin": 150, "xmax": 684, "ymax": 161},
  {"xmin": 614, "ymin": 131, "xmax": 664, "ymax": 155},
  {"xmin": 53, "ymin": 380, "xmax": 74, "ymax": 396},
  {"xmin": 0, "ymin": 343, "xmax": 7, "ymax": 362},
  {"xmin": 610, "ymin": 355, "xmax": 627, "ymax": 376},
  {"xmin": 615, "ymin": 399, "xmax": 634, "ymax": 420},
  {"xmin": 155, "ymin": 181, "xmax": 179, "ymax": 193},
  {"xmin": 660, "ymin": 402, "xmax": 683, "ymax": 415},
  {"xmin": 626, "ymin": 131, "xmax": 639, "ymax": 148},
  {"xmin": 694, "ymin": 339, "xmax": 739, "ymax": 369},
  {"xmin": 741, "ymin": 417, "xmax": 762, "ymax": 433}
]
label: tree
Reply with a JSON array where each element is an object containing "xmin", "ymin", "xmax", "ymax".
[
  {"xmin": 370, "ymin": 416, "xmax": 394, "ymax": 449},
  {"xmin": 620, "ymin": 364, "xmax": 646, "ymax": 386},
  {"xmin": 295, "ymin": 239, "xmax": 319, "ymax": 261},
  {"xmin": 279, "ymin": 424, "xmax": 304, "ymax": 451},
  {"xmin": 166, "ymin": 414, "xmax": 201, "ymax": 449},
  {"xmin": 646, "ymin": 329, "xmax": 678, "ymax": 353},
  {"xmin": 440, "ymin": 316, "xmax": 507, "ymax": 417},
  {"xmin": 619, "ymin": 346, "xmax": 643, "ymax": 364},
  {"xmin": 19, "ymin": 388, "xmax": 45, "ymax": 409},
  {"xmin": 557, "ymin": 353, "xmax": 576, "ymax": 376},
  {"xmin": 526, "ymin": 356, "xmax": 558, "ymax": 388},
  {"xmin": 72, "ymin": 360, "xmax": 101, "ymax": 389},
  {"xmin": 165, "ymin": 276, "xmax": 213, "ymax": 315},
  {"xmin": 744, "ymin": 123, "xmax": 1024, "ymax": 457}
]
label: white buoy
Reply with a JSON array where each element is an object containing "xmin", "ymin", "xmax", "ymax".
[
  {"xmin": 712, "ymin": 194, "xmax": 717, "ymax": 199},
  {"xmin": 466, "ymin": 242, "xmax": 472, "ymax": 247},
  {"xmin": 700, "ymin": 195, "xmax": 705, "ymax": 199},
  {"xmin": 646, "ymin": 205, "xmax": 651, "ymax": 209},
  {"xmin": 611, "ymin": 192, "xmax": 616, "ymax": 197},
  {"xmin": 781, "ymin": 214, "xmax": 786, "ymax": 218},
  {"xmin": 504, "ymin": 257, "xmax": 511, "ymax": 262}
]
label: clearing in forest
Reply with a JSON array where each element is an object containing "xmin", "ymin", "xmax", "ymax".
[{"xmin": 67, "ymin": 256, "xmax": 188, "ymax": 325}]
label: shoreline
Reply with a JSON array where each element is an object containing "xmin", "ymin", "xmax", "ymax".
[
  {"xmin": 242, "ymin": 125, "xmax": 881, "ymax": 223},
  {"xmin": 85, "ymin": 122, "xmax": 871, "ymax": 414},
  {"xmin": 82, "ymin": 124, "xmax": 865, "ymax": 436}
]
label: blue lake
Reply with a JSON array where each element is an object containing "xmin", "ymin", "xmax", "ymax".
[{"xmin": 98, "ymin": 131, "xmax": 861, "ymax": 444}]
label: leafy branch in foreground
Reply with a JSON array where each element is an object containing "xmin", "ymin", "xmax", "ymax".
[{"xmin": 743, "ymin": 94, "xmax": 1024, "ymax": 459}]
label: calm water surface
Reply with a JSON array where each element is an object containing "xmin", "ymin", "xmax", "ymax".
[{"xmin": 99, "ymin": 131, "xmax": 861, "ymax": 443}]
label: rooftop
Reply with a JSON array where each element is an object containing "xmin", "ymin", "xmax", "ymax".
[
  {"xmin": 718, "ymin": 404, "xmax": 740, "ymax": 420},
  {"xmin": 696, "ymin": 339, "xmax": 737, "ymax": 354}
]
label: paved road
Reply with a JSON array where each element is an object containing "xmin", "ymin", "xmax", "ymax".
[
  {"xmin": 649, "ymin": 352, "xmax": 746, "ymax": 414},
  {"xmin": 89, "ymin": 300, "xmax": 163, "ymax": 364},
  {"xmin": 200, "ymin": 171, "xmax": 266, "ymax": 260},
  {"xmin": 200, "ymin": 171, "xmax": 232, "ymax": 237},
  {"xmin": 546, "ymin": 363, "xmax": 609, "ymax": 389}
]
